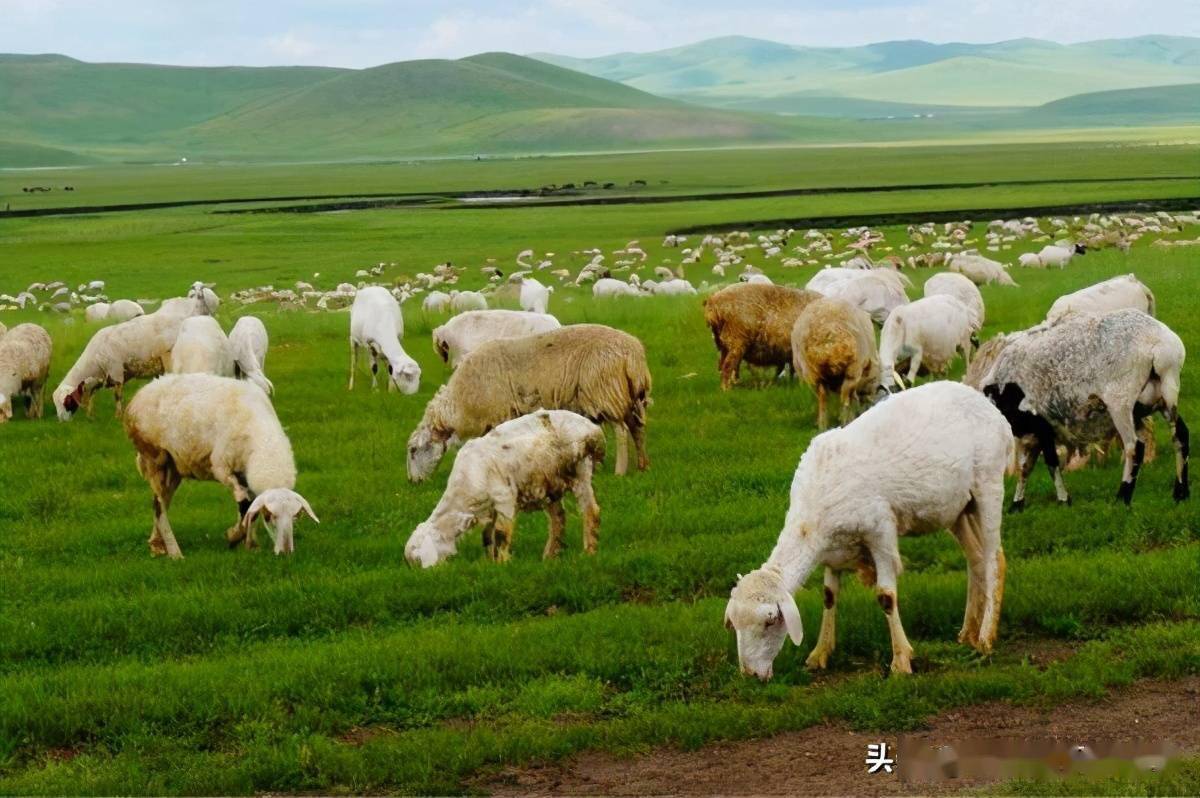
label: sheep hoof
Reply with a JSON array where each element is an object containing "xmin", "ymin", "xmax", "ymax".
[
  {"xmin": 1116, "ymin": 482, "xmax": 1134, "ymax": 505},
  {"xmin": 1008, "ymin": 499, "xmax": 1025, "ymax": 514},
  {"xmin": 889, "ymin": 652, "xmax": 913, "ymax": 675},
  {"xmin": 149, "ymin": 539, "xmax": 168, "ymax": 557},
  {"xmin": 1058, "ymin": 496, "xmax": 1072, "ymax": 507},
  {"xmin": 1174, "ymin": 481, "xmax": 1190, "ymax": 502},
  {"xmin": 226, "ymin": 525, "xmax": 247, "ymax": 548},
  {"xmin": 805, "ymin": 648, "xmax": 831, "ymax": 670}
]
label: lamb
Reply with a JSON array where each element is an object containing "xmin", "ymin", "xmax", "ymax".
[
  {"xmin": 229, "ymin": 316, "xmax": 273, "ymax": 395},
  {"xmin": 123, "ymin": 374, "xmax": 318, "ymax": 558},
  {"xmin": 108, "ymin": 299, "xmax": 145, "ymax": 322},
  {"xmin": 432, "ymin": 309, "xmax": 561, "ymax": 368},
  {"xmin": 450, "ymin": 290, "xmax": 488, "ymax": 312},
  {"xmin": 703, "ymin": 283, "xmax": 821, "ymax": 390},
  {"xmin": 348, "ymin": 286, "xmax": 420, "ymax": 394},
  {"xmin": 407, "ymin": 324, "xmax": 650, "ymax": 480},
  {"xmin": 53, "ymin": 296, "xmax": 207, "ymax": 420},
  {"xmin": 405, "ymin": 410, "xmax": 605, "ymax": 567},
  {"xmin": 791, "ymin": 298, "xmax": 881, "ymax": 429},
  {"xmin": 0, "ymin": 324, "xmax": 53, "ymax": 423},
  {"xmin": 170, "ymin": 316, "xmax": 235, "ymax": 377},
  {"xmin": 972, "ymin": 310, "xmax": 1188, "ymax": 507},
  {"xmin": 1045, "ymin": 274, "xmax": 1155, "ymax": 323},
  {"xmin": 948, "ymin": 252, "xmax": 1018, "ymax": 287},
  {"xmin": 880, "ymin": 295, "xmax": 976, "ymax": 391},
  {"xmin": 518, "ymin": 277, "xmax": 553, "ymax": 314},
  {"xmin": 923, "ymin": 272, "xmax": 985, "ymax": 331},
  {"xmin": 817, "ymin": 269, "xmax": 911, "ymax": 324},
  {"xmin": 592, "ymin": 278, "xmax": 640, "ymax": 297},
  {"xmin": 724, "ymin": 382, "xmax": 1011, "ymax": 680}
]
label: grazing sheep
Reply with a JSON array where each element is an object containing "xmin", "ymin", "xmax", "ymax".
[
  {"xmin": 107, "ymin": 299, "xmax": 145, "ymax": 322},
  {"xmin": 1028, "ymin": 243, "xmax": 1086, "ymax": 269},
  {"xmin": 519, "ymin": 277, "xmax": 553, "ymax": 314},
  {"xmin": 408, "ymin": 324, "xmax": 650, "ymax": 480},
  {"xmin": 170, "ymin": 316, "xmax": 235, "ymax": 377},
  {"xmin": 53, "ymin": 296, "xmax": 207, "ymax": 420},
  {"xmin": 348, "ymin": 286, "xmax": 420, "ymax": 394},
  {"xmin": 923, "ymin": 272, "xmax": 985, "ymax": 331},
  {"xmin": 84, "ymin": 303, "xmax": 111, "ymax": 323},
  {"xmin": 423, "ymin": 290, "xmax": 452, "ymax": 313},
  {"xmin": 819, "ymin": 269, "xmax": 911, "ymax": 324},
  {"xmin": 188, "ymin": 282, "xmax": 220, "ymax": 314},
  {"xmin": 432, "ymin": 309, "xmax": 561, "ymax": 368},
  {"xmin": 1045, "ymin": 274, "xmax": 1155, "ymax": 323},
  {"xmin": 450, "ymin": 290, "xmax": 488, "ymax": 313},
  {"xmin": 405, "ymin": 410, "xmax": 605, "ymax": 567},
  {"xmin": 592, "ymin": 277, "xmax": 640, "ymax": 298},
  {"xmin": 0, "ymin": 324, "xmax": 53, "ymax": 423},
  {"xmin": 973, "ymin": 310, "xmax": 1188, "ymax": 508},
  {"xmin": 949, "ymin": 252, "xmax": 1018, "ymax": 287},
  {"xmin": 880, "ymin": 295, "xmax": 976, "ymax": 391},
  {"xmin": 703, "ymin": 283, "xmax": 821, "ymax": 390},
  {"xmin": 123, "ymin": 374, "xmax": 318, "ymax": 558},
  {"xmin": 724, "ymin": 382, "xmax": 1011, "ymax": 680},
  {"xmin": 648, "ymin": 278, "xmax": 697, "ymax": 296},
  {"xmin": 791, "ymin": 298, "xmax": 881, "ymax": 429},
  {"xmin": 229, "ymin": 316, "xmax": 273, "ymax": 395}
]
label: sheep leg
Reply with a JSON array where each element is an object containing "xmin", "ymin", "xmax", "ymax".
[
  {"xmin": 219, "ymin": 471, "xmax": 255, "ymax": 549},
  {"xmin": 839, "ymin": 379, "xmax": 857, "ymax": 427},
  {"xmin": 805, "ymin": 567, "xmax": 839, "ymax": 670},
  {"xmin": 481, "ymin": 522, "xmax": 497, "ymax": 559},
  {"xmin": 872, "ymin": 551, "xmax": 913, "ymax": 675},
  {"xmin": 719, "ymin": 344, "xmax": 745, "ymax": 390},
  {"xmin": 905, "ymin": 348, "xmax": 923, "ymax": 385},
  {"xmin": 543, "ymin": 500, "xmax": 566, "ymax": 559},
  {"xmin": 492, "ymin": 515, "xmax": 515, "ymax": 563},
  {"xmin": 1010, "ymin": 436, "xmax": 1040, "ymax": 512},
  {"xmin": 627, "ymin": 411, "xmax": 649, "ymax": 472},
  {"xmin": 613, "ymin": 424, "xmax": 630, "ymax": 476},
  {"xmin": 816, "ymin": 384, "xmax": 828, "ymax": 431},
  {"xmin": 1172, "ymin": 413, "xmax": 1190, "ymax": 502},
  {"xmin": 113, "ymin": 382, "xmax": 125, "ymax": 418},
  {"xmin": 1112, "ymin": 406, "xmax": 1143, "ymax": 505},
  {"xmin": 574, "ymin": 459, "xmax": 601, "ymax": 555},
  {"xmin": 84, "ymin": 392, "xmax": 96, "ymax": 419},
  {"xmin": 347, "ymin": 339, "xmax": 357, "ymax": 390},
  {"xmin": 972, "ymin": 493, "xmax": 1006, "ymax": 654},
  {"xmin": 148, "ymin": 461, "xmax": 183, "ymax": 560},
  {"xmin": 369, "ymin": 349, "xmax": 380, "ymax": 390},
  {"xmin": 950, "ymin": 512, "xmax": 985, "ymax": 648}
]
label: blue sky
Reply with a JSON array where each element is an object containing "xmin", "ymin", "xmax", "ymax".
[{"xmin": 2, "ymin": 0, "xmax": 1196, "ymax": 67}]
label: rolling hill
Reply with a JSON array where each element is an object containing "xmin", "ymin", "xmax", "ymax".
[{"xmin": 532, "ymin": 35, "xmax": 1200, "ymax": 109}]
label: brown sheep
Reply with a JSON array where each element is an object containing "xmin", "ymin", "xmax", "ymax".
[
  {"xmin": 407, "ymin": 324, "xmax": 651, "ymax": 481},
  {"xmin": 791, "ymin": 298, "xmax": 881, "ymax": 429},
  {"xmin": 703, "ymin": 282, "xmax": 821, "ymax": 390}
]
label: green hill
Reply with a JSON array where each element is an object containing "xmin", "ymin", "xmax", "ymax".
[{"xmin": 1026, "ymin": 83, "xmax": 1200, "ymax": 124}]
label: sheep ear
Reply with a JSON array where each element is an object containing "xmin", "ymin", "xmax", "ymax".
[
  {"xmin": 296, "ymin": 494, "xmax": 320, "ymax": 524},
  {"xmin": 778, "ymin": 594, "xmax": 804, "ymax": 646},
  {"xmin": 243, "ymin": 493, "xmax": 268, "ymax": 527}
]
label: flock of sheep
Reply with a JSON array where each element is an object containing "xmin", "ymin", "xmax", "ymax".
[{"xmin": 0, "ymin": 208, "xmax": 1195, "ymax": 683}]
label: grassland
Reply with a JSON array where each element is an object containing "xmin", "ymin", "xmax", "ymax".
[{"xmin": 0, "ymin": 154, "xmax": 1198, "ymax": 795}]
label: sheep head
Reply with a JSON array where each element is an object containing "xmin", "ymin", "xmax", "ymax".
[
  {"xmin": 724, "ymin": 569, "xmax": 803, "ymax": 681},
  {"xmin": 407, "ymin": 419, "xmax": 456, "ymax": 482},
  {"xmin": 386, "ymin": 357, "xmax": 421, "ymax": 395},
  {"xmin": 53, "ymin": 381, "xmax": 90, "ymax": 421},
  {"xmin": 404, "ymin": 513, "xmax": 473, "ymax": 568},
  {"xmin": 242, "ymin": 488, "xmax": 319, "ymax": 555}
]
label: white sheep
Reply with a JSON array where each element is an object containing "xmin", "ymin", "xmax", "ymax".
[
  {"xmin": 170, "ymin": 316, "xmax": 235, "ymax": 377},
  {"xmin": 724, "ymin": 381, "xmax": 1011, "ymax": 680},
  {"xmin": 879, "ymin": 294, "xmax": 975, "ymax": 391},
  {"xmin": 53, "ymin": 296, "xmax": 208, "ymax": 420},
  {"xmin": 123, "ymin": 374, "xmax": 318, "ymax": 558},
  {"xmin": 923, "ymin": 272, "xmax": 985, "ymax": 331},
  {"xmin": 648, "ymin": 278, "xmax": 697, "ymax": 296},
  {"xmin": 450, "ymin": 290, "xmax": 488, "ymax": 313},
  {"xmin": 0, "ymin": 323, "xmax": 53, "ymax": 423},
  {"xmin": 432, "ymin": 309, "xmax": 561, "ymax": 369},
  {"xmin": 1045, "ymin": 274, "xmax": 1154, "ymax": 323},
  {"xmin": 1028, "ymin": 243, "xmax": 1086, "ymax": 269},
  {"xmin": 107, "ymin": 299, "xmax": 145, "ymax": 322},
  {"xmin": 405, "ymin": 410, "xmax": 605, "ymax": 567},
  {"xmin": 820, "ymin": 269, "xmax": 911, "ymax": 325},
  {"xmin": 188, "ymin": 282, "xmax": 220, "ymax": 314},
  {"xmin": 973, "ymin": 310, "xmax": 1188, "ymax": 507},
  {"xmin": 348, "ymin": 286, "xmax": 420, "ymax": 394},
  {"xmin": 948, "ymin": 252, "xmax": 1018, "ymax": 287},
  {"xmin": 229, "ymin": 316, "xmax": 274, "ymax": 395},
  {"xmin": 519, "ymin": 277, "xmax": 553, "ymax": 314},
  {"xmin": 592, "ymin": 278, "xmax": 640, "ymax": 298},
  {"xmin": 85, "ymin": 303, "xmax": 111, "ymax": 323},
  {"xmin": 422, "ymin": 290, "xmax": 452, "ymax": 313}
]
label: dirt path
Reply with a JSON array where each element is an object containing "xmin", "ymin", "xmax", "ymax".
[{"xmin": 481, "ymin": 676, "xmax": 1200, "ymax": 796}]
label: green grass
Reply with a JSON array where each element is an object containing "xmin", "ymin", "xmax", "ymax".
[{"xmin": 0, "ymin": 161, "xmax": 1199, "ymax": 794}]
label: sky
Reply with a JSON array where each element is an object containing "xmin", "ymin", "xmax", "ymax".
[{"xmin": 1, "ymin": 0, "xmax": 1197, "ymax": 67}]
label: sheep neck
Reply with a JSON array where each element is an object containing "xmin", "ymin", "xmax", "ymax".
[{"xmin": 763, "ymin": 528, "xmax": 824, "ymax": 595}]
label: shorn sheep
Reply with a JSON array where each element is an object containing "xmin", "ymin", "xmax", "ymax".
[
  {"xmin": 791, "ymin": 297, "xmax": 880, "ymax": 429},
  {"xmin": 408, "ymin": 324, "xmax": 651, "ymax": 480},
  {"xmin": 0, "ymin": 323, "xmax": 53, "ymax": 423},
  {"xmin": 53, "ymin": 295, "xmax": 208, "ymax": 420},
  {"xmin": 170, "ymin": 316, "xmax": 235, "ymax": 377},
  {"xmin": 703, "ymin": 282, "xmax": 821, "ymax": 390},
  {"xmin": 348, "ymin": 286, "xmax": 420, "ymax": 394},
  {"xmin": 972, "ymin": 310, "xmax": 1188, "ymax": 508},
  {"xmin": 813, "ymin": 269, "xmax": 911, "ymax": 325},
  {"xmin": 949, "ymin": 252, "xmax": 1018, "ymax": 287},
  {"xmin": 229, "ymin": 316, "xmax": 273, "ymax": 395},
  {"xmin": 879, "ymin": 294, "xmax": 976, "ymax": 391},
  {"xmin": 725, "ymin": 382, "xmax": 1012, "ymax": 680},
  {"xmin": 123, "ymin": 374, "xmax": 318, "ymax": 558},
  {"xmin": 405, "ymin": 410, "xmax": 605, "ymax": 567},
  {"xmin": 1045, "ymin": 274, "xmax": 1155, "ymax": 323},
  {"xmin": 923, "ymin": 271, "xmax": 985, "ymax": 330},
  {"xmin": 432, "ymin": 310, "xmax": 561, "ymax": 368}
]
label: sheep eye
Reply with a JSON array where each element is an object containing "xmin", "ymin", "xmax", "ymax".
[{"xmin": 764, "ymin": 615, "xmax": 780, "ymax": 629}]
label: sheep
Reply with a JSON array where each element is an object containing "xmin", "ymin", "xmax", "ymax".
[
  {"xmin": 450, "ymin": 290, "xmax": 488, "ymax": 312},
  {"xmin": 972, "ymin": 310, "xmax": 1188, "ymax": 508},
  {"xmin": 229, "ymin": 316, "xmax": 273, "ymax": 395},
  {"xmin": 649, "ymin": 278, "xmax": 697, "ymax": 296},
  {"xmin": 820, "ymin": 269, "xmax": 911, "ymax": 325},
  {"xmin": 0, "ymin": 324, "xmax": 53, "ymax": 423},
  {"xmin": 432, "ymin": 309, "xmax": 561, "ymax": 369},
  {"xmin": 123, "ymin": 374, "xmax": 318, "ymax": 558},
  {"xmin": 405, "ymin": 410, "xmax": 605, "ymax": 567},
  {"xmin": 348, "ymin": 286, "xmax": 420, "ymax": 394},
  {"xmin": 107, "ymin": 299, "xmax": 145, "ymax": 322},
  {"xmin": 879, "ymin": 295, "xmax": 976, "ymax": 391},
  {"xmin": 703, "ymin": 283, "xmax": 821, "ymax": 390},
  {"xmin": 724, "ymin": 381, "xmax": 1011, "ymax": 680},
  {"xmin": 53, "ymin": 296, "xmax": 207, "ymax": 420},
  {"xmin": 923, "ymin": 272, "xmax": 985, "ymax": 331},
  {"xmin": 170, "ymin": 316, "xmax": 235, "ymax": 377},
  {"xmin": 1029, "ymin": 243, "xmax": 1087, "ymax": 269},
  {"xmin": 85, "ymin": 303, "xmax": 111, "ymax": 323},
  {"xmin": 518, "ymin": 277, "xmax": 553, "ymax": 314},
  {"xmin": 188, "ymin": 281, "xmax": 220, "ymax": 314},
  {"xmin": 407, "ymin": 324, "xmax": 650, "ymax": 480},
  {"xmin": 592, "ymin": 277, "xmax": 640, "ymax": 298},
  {"xmin": 422, "ymin": 290, "xmax": 451, "ymax": 313},
  {"xmin": 0, "ymin": 322, "xmax": 6, "ymax": 338},
  {"xmin": 1045, "ymin": 274, "xmax": 1155, "ymax": 323},
  {"xmin": 791, "ymin": 298, "xmax": 880, "ymax": 430},
  {"xmin": 948, "ymin": 252, "xmax": 1018, "ymax": 287}
]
